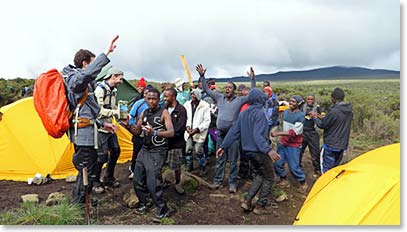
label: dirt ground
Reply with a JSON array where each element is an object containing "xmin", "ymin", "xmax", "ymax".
[{"xmin": 0, "ymin": 153, "xmax": 320, "ymax": 225}]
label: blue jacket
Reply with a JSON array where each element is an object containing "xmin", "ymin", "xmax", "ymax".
[
  {"xmin": 221, "ymin": 88, "xmax": 271, "ymax": 154},
  {"xmin": 129, "ymin": 98, "xmax": 148, "ymax": 126}
]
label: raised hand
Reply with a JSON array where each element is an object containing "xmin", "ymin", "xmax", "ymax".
[
  {"xmin": 105, "ymin": 35, "xmax": 119, "ymax": 56},
  {"xmin": 196, "ymin": 64, "xmax": 207, "ymax": 77},
  {"xmin": 247, "ymin": 66, "xmax": 255, "ymax": 80}
]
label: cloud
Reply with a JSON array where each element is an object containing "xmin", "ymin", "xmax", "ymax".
[{"xmin": 0, "ymin": 0, "xmax": 399, "ymax": 82}]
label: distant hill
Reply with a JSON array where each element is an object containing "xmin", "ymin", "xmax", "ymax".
[{"xmin": 210, "ymin": 66, "xmax": 400, "ymax": 82}]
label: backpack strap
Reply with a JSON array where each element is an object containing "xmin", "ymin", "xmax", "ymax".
[
  {"xmin": 98, "ymin": 82, "xmax": 113, "ymax": 109},
  {"xmin": 72, "ymin": 89, "xmax": 89, "ymax": 139}
]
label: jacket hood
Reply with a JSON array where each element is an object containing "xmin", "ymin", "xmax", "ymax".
[
  {"xmin": 334, "ymin": 102, "xmax": 353, "ymax": 114},
  {"xmin": 62, "ymin": 65, "xmax": 76, "ymax": 76},
  {"xmin": 248, "ymin": 88, "xmax": 267, "ymax": 106}
]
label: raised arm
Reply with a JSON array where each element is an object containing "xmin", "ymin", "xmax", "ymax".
[
  {"xmin": 68, "ymin": 35, "xmax": 119, "ymax": 93},
  {"xmin": 246, "ymin": 66, "xmax": 257, "ymax": 89},
  {"xmin": 238, "ymin": 67, "xmax": 258, "ymax": 103},
  {"xmin": 196, "ymin": 64, "xmax": 222, "ymax": 101}
]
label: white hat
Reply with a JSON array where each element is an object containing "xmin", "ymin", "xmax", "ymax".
[{"xmin": 174, "ymin": 78, "xmax": 184, "ymax": 88}]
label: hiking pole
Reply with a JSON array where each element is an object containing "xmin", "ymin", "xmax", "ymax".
[{"xmin": 82, "ymin": 167, "xmax": 91, "ymax": 225}]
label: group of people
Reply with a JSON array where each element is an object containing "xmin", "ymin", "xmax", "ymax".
[{"xmin": 63, "ymin": 36, "xmax": 353, "ymax": 220}]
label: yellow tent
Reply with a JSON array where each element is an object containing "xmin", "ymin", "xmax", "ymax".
[
  {"xmin": 294, "ymin": 143, "xmax": 400, "ymax": 225},
  {"xmin": 0, "ymin": 97, "xmax": 133, "ymax": 181}
]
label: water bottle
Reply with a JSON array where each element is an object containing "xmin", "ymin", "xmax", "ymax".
[{"xmin": 118, "ymin": 100, "xmax": 129, "ymax": 120}]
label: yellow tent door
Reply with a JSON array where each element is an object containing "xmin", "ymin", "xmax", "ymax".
[
  {"xmin": 294, "ymin": 143, "xmax": 400, "ymax": 225},
  {"xmin": 0, "ymin": 97, "xmax": 133, "ymax": 181}
]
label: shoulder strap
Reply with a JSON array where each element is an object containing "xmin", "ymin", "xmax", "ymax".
[{"xmin": 67, "ymin": 89, "xmax": 88, "ymax": 119}]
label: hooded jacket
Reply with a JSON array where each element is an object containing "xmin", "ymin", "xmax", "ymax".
[
  {"xmin": 62, "ymin": 53, "xmax": 110, "ymax": 146},
  {"xmin": 315, "ymin": 102, "xmax": 353, "ymax": 150},
  {"xmin": 220, "ymin": 88, "xmax": 271, "ymax": 154}
]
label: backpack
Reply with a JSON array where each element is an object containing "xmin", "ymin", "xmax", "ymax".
[{"xmin": 33, "ymin": 69, "xmax": 88, "ymax": 138}]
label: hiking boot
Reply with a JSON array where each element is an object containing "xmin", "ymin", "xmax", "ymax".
[
  {"xmin": 155, "ymin": 207, "xmax": 170, "ymax": 219},
  {"xmin": 312, "ymin": 170, "xmax": 322, "ymax": 178},
  {"xmin": 253, "ymin": 205, "xmax": 269, "ymax": 215},
  {"xmin": 229, "ymin": 185, "xmax": 237, "ymax": 193},
  {"xmin": 174, "ymin": 183, "xmax": 185, "ymax": 195},
  {"xmin": 298, "ymin": 182, "xmax": 308, "ymax": 194},
  {"xmin": 104, "ymin": 179, "xmax": 120, "ymax": 188},
  {"xmin": 277, "ymin": 179, "xmax": 290, "ymax": 188},
  {"xmin": 208, "ymin": 182, "xmax": 222, "ymax": 190},
  {"xmin": 198, "ymin": 167, "xmax": 207, "ymax": 177},
  {"xmin": 92, "ymin": 183, "xmax": 105, "ymax": 194},
  {"xmin": 240, "ymin": 199, "xmax": 253, "ymax": 211},
  {"xmin": 128, "ymin": 172, "xmax": 134, "ymax": 180},
  {"xmin": 135, "ymin": 204, "xmax": 147, "ymax": 215}
]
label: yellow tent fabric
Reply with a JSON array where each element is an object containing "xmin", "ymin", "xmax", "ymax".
[
  {"xmin": 294, "ymin": 143, "xmax": 400, "ymax": 225},
  {"xmin": 0, "ymin": 97, "xmax": 133, "ymax": 181}
]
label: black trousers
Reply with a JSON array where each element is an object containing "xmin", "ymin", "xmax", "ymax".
[
  {"xmin": 71, "ymin": 146, "xmax": 98, "ymax": 204},
  {"xmin": 133, "ymin": 149, "xmax": 168, "ymax": 213},
  {"xmin": 95, "ymin": 133, "xmax": 121, "ymax": 182},
  {"xmin": 245, "ymin": 152, "xmax": 275, "ymax": 207},
  {"xmin": 130, "ymin": 135, "xmax": 144, "ymax": 172},
  {"xmin": 300, "ymin": 129, "xmax": 321, "ymax": 172}
]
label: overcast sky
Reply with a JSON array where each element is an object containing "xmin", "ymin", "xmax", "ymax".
[{"xmin": 0, "ymin": 0, "xmax": 400, "ymax": 82}]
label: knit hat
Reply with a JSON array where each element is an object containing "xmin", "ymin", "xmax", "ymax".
[
  {"xmin": 291, "ymin": 95, "xmax": 304, "ymax": 105},
  {"xmin": 263, "ymin": 86, "xmax": 273, "ymax": 98},
  {"xmin": 104, "ymin": 67, "xmax": 123, "ymax": 79},
  {"xmin": 137, "ymin": 77, "xmax": 147, "ymax": 88},
  {"xmin": 174, "ymin": 78, "xmax": 184, "ymax": 89},
  {"xmin": 331, "ymin": 87, "xmax": 345, "ymax": 101},
  {"xmin": 191, "ymin": 89, "xmax": 202, "ymax": 101}
]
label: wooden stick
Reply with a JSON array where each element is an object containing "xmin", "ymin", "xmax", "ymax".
[{"xmin": 180, "ymin": 55, "xmax": 194, "ymax": 87}]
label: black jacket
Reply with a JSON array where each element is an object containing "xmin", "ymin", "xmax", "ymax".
[
  {"xmin": 315, "ymin": 102, "xmax": 353, "ymax": 150},
  {"xmin": 166, "ymin": 101, "xmax": 187, "ymax": 149}
]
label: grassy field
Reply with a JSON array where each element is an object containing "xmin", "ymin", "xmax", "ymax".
[{"xmin": 232, "ymin": 79, "xmax": 400, "ymax": 160}]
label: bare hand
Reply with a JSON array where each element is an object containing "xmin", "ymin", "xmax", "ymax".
[
  {"xmin": 216, "ymin": 148, "xmax": 224, "ymax": 158},
  {"xmin": 247, "ymin": 67, "xmax": 255, "ymax": 80},
  {"xmin": 105, "ymin": 35, "xmax": 119, "ymax": 56},
  {"xmin": 104, "ymin": 122, "xmax": 118, "ymax": 133},
  {"xmin": 309, "ymin": 111, "xmax": 318, "ymax": 118},
  {"xmin": 268, "ymin": 150, "xmax": 281, "ymax": 162},
  {"xmin": 141, "ymin": 122, "xmax": 153, "ymax": 135},
  {"xmin": 271, "ymin": 131, "xmax": 279, "ymax": 137},
  {"xmin": 196, "ymin": 64, "xmax": 207, "ymax": 77}
]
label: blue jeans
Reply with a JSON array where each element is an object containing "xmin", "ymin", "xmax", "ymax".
[
  {"xmin": 213, "ymin": 134, "xmax": 240, "ymax": 187},
  {"xmin": 273, "ymin": 144, "xmax": 305, "ymax": 182},
  {"xmin": 185, "ymin": 138, "xmax": 206, "ymax": 168},
  {"xmin": 321, "ymin": 145, "xmax": 344, "ymax": 173}
]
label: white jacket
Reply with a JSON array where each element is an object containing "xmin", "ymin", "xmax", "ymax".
[{"xmin": 183, "ymin": 100, "xmax": 211, "ymax": 143}]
